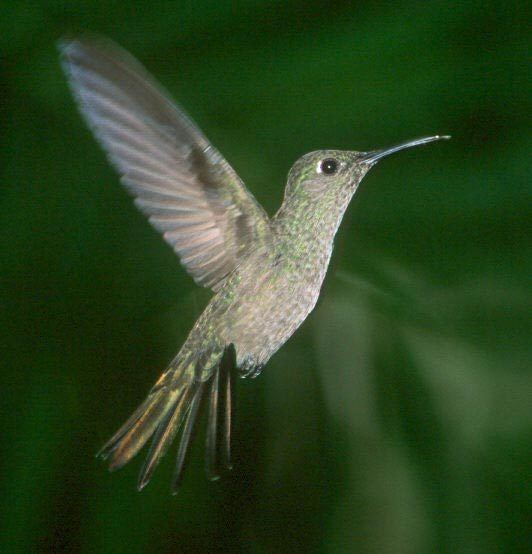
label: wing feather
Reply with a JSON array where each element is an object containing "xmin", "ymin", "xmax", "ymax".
[{"xmin": 60, "ymin": 37, "xmax": 271, "ymax": 290}]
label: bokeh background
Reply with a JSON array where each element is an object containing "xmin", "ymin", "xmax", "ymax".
[{"xmin": 1, "ymin": 1, "xmax": 530, "ymax": 552}]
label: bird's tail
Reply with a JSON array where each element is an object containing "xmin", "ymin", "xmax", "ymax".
[{"xmin": 97, "ymin": 345, "xmax": 235, "ymax": 493}]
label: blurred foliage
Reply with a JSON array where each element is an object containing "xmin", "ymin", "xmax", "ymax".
[{"xmin": 1, "ymin": 1, "xmax": 530, "ymax": 553}]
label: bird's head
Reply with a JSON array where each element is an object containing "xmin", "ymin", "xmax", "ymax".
[{"xmin": 283, "ymin": 136, "xmax": 450, "ymax": 205}]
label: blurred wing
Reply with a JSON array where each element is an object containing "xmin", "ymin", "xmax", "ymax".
[{"xmin": 60, "ymin": 38, "xmax": 271, "ymax": 290}]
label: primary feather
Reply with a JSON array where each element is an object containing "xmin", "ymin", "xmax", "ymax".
[{"xmin": 59, "ymin": 37, "xmax": 271, "ymax": 290}]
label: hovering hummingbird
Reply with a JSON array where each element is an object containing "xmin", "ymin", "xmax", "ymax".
[{"xmin": 59, "ymin": 38, "xmax": 449, "ymax": 493}]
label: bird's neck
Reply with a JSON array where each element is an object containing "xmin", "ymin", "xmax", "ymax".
[{"xmin": 272, "ymin": 191, "xmax": 352, "ymax": 267}]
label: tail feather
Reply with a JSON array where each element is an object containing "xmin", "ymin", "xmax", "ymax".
[
  {"xmin": 137, "ymin": 388, "xmax": 190, "ymax": 491},
  {"xmin": 205, "ymin": 367, "xmax": 221, "ymax": 480},
  {"xmin": 221, "ymin": 353, "xmax": 233, "ymax": 470},
  {"xmin": 107, "ymin": 389, "xmax": 178, "ymax": 471},
  {"xmin": 97, "ymin": 389, "xmax": 163, "ymax": 460},
  {"xmin": 206, "ymin": 345, "xmax": 236, "ymax": 480},
  {"xmin": 171, "ymin": 382, "xmax": 205, "ymax": 493},
  {"xmin": 98, "ymin": 344, "xmax": 236, "ymax": 491}
]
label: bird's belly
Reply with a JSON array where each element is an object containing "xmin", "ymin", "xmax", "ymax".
[{"xmin": 222, "ymin": 267, "xmax": 325, "ymax": 370}]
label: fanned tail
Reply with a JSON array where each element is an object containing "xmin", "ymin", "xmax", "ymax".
[{"xmin": 97, "ymin": 344, "xmax": 236, "ymax": 493}]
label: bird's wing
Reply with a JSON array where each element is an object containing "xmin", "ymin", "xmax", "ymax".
[{"xmin": 60, "ymin": 38, "xmax": 271, "ymax": 291}]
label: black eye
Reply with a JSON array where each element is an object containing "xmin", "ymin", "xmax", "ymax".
[{"xmin": 320, "ymin": 158, "xmax": 339, "ymax": 175}]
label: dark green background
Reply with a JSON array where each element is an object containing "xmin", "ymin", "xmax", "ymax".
[{"xmin": 1, "ymin": 1, "xmax": 530, "ymax": 552}]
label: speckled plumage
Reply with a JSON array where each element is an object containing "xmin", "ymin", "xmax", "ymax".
[
  {"xmin": 60, "ymin": 37, "xmax": 448, "ymax": 493},
  {"xmin": 175, "ymin": 151, "xmax": 370, "ymax": 379}
]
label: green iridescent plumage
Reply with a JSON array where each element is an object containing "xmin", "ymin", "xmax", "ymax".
[{"xmin": 60, "ymin": 37, "xmax": 448, "ymax": 493}]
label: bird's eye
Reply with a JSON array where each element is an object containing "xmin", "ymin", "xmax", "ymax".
[{"xmin": 319, "ymin": 158, "xmax": 339, "ymax": 175}]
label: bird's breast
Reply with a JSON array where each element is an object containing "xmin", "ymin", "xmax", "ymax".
[{"xmin": 220, "ymin": 245, "xmax": 332, "ymax": 368}]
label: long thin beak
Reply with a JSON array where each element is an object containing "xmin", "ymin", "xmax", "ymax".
[{"xmin": 360, "ymin": 135, "xmax": 450, "ymax": 165}]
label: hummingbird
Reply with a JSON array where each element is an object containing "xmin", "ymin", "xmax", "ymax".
[{"xmin": 59, "ymin": 37, "xmax": 449, "ymax": 493}]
